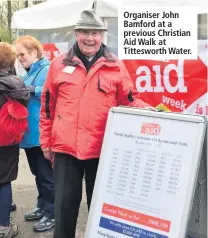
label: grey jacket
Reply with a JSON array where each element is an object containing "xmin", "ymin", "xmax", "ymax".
[
  {"xmin": 0, "ymin": 71, "xmax": 30, "ymax": 107},
  {"xmin": 0, "ymin": 72, "xmax": 30, "ymax": 184}
]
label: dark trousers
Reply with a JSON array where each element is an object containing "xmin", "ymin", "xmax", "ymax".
[
  {"xmin": 25, "ymin": 147, "xmax": 54, "ymax": 218},
  {"xmin": 53, "ymin": 153, "xmax": 99, "ymax": 238},
  {"xmin": 0, "ymin": 182, "xmax": 12, "ymax": 226}
]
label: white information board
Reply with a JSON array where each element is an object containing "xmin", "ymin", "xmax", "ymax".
[
  {"xmin": 187, "ymin": 131, "xmax": 207, "ymax": 238},
  {"xmin": 85, "ymin": 107, "xmax": 206, "ymax": 238}
]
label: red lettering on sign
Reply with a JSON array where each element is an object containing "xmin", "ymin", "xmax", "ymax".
[{"xmin": 141, "ymin": 123, "xmax": 161, "ymax": 135}]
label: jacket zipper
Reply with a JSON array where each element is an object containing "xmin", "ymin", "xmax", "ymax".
[{"xmin": 45, "ymin": 89, "xmax": 50, "ymax": 118}]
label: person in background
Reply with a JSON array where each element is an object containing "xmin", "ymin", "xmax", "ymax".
[
  {"xmin": 14, "ymin": 36, "xmax": 54, "ymax": 232},
  {"xmin": 40, "ymin": 9, "xmax": 154, "ymax": 238},
  {"xmin": 8, "ymin": 58, "xmax": 26, "ymax": 213},
  {"xmin": 0, "ymin": 42, "xmax": 30, "ymax": 238}
]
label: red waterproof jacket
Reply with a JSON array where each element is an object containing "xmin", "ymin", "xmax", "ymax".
[{"xmin": 40, "ymin": 46, "xmax": 151, "ymax": 160}]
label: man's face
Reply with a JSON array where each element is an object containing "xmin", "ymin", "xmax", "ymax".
[{"xmin": 75, "ymin": 29, "xmax": 104, "ymax": 57}]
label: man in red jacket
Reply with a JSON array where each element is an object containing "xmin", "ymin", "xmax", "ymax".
[{"xmin": 40, "ymin": 9, "xmax": 154, "ymax": 238}]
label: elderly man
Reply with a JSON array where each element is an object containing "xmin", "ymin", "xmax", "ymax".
[{"xmin": 40, "ymin": 9, "xmax": 153, "ymax": 238}]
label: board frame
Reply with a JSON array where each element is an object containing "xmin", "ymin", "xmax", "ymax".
[{"xmin": 85, "ymin": 107, "xmax": 207, "ymax": 238}]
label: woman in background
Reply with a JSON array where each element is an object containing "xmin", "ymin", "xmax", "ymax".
[{"xmin": 14, "ymin": 36, "xmax": 54, "ymax": 232}]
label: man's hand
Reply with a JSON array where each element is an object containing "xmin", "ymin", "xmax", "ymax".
[{"xmin": 42, "ymin": 148, "xmax": 51, "ymax": 160}]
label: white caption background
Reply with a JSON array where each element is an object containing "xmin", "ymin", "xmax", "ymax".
[{"xmin": 118, "ymin": 6, "xmax": 198, "ymax": 60}]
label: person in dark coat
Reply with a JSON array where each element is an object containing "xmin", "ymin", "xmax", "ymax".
[{"xmin": 0, "ymin": 42, "xmax": 30, "ymax": 238}]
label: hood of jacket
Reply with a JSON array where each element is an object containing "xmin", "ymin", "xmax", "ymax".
[{"xmin": 0, "ymin": 71, "xmax": 30, "ymax": 101}]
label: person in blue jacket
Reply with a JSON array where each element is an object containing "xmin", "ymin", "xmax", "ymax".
[{"xmin": 14, "ymin": 36, "xmax": 54, "ymax": 232}]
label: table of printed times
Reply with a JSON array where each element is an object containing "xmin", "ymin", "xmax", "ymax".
[{"xmin": 105, "ymin": 134, "xmax": 186, "ymax": 207}]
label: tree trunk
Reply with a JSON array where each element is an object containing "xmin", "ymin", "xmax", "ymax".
[
  {"xmin": 7, "ymin": 0, "xmax": 12, "ymax": 43},
  {"xmin": 25, "ymin": 1, "xmax": 29, "ymax": 8}
]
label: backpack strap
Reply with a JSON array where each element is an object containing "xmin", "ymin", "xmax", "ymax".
[
  {"xmin": 4, "ymin": 95, "xmax": 13, "ymax": 102},
  {"xmin": 0, "ymin": 94, "xmax": 8, "ymax": 109}
]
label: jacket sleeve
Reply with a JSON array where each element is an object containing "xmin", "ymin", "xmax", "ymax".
[
  {"xmin": 40, "ymin": 62, "xmax": 57, "ymax": 149},
  {"xmin": 117, "ymin": 61, "xmax": 154, "ymax": 109},
  {"xmin": 34, "ymin": 66, "xmax": 50, "ymax": 100}
]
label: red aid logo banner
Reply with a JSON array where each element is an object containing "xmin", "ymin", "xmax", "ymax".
[
  {"xmin": 43, "ymin": 44, "xmax": 61, "ymax": 61},
  {"xmin": 123, "ymin": 58, "xmax": 207, "ymax": 113}
]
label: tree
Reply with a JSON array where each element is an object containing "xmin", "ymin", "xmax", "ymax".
[
  {"xmin": 0, "ymin": 0, "xmax": 46, "ymax": 43},
  {"xmin": 25, "ymin": 1, "xmax": 29, "ymax": 8},
  {"xmin": 7, "ymin": 0, "xmax": 12, "ymax": 42}
]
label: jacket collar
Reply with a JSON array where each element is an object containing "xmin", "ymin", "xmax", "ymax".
[
  {"xmin": 62, "ymin": 43, "xmax": 116, "ymax": 67},
  {"xmin": 27, "ymin": 57, "xmax": 50, "ymax": 75},
  {"xmin": 0, "ymin": 71, "xmax": 11, "ymax": 77}
]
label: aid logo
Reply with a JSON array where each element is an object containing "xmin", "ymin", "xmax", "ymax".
[{"xmin": 141, "ymin": 123, "xmax": 161, "ymax": 135}]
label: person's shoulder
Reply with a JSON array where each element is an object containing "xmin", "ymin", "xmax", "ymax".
[
  {"xmin": 40, "ymin": 57, "xmax": 50, "ymax": 65},
  {"xmin": 102, "ymin": 46, "xmax": 122, "ymax": 66},
  {"xmin": 110, "ymin": 54, "xmax": 127, "ymax": 69},
  {"xmin": 109, "ymin": 53, "xmax": 118, "ymax": 61},
  {"xmin": 7, "ymin": 74, "xmax": 23, "ymax": 84},
  {"xmin": 51, "ymin": 53, "xmax": 67, "ymax": 65},
  {"xmin": 106, "ymin": 54, "xmax": 126, "ymax": 70},
  {"xmin": 104, "ymin": 52, "xmax": 129, "ymax": 76},
  {"xmin": 107, "ymin": 53, "xmax": 123, "ymax": 64},
  {"xmin": 38, "ymin": 58, "xmax": 50, "ymax": 69},
  {"xmin": 9, "ymin": 75, "xmax": 29, "ymax": 93},
  {"xmin": 48, "ymin": 53, "xmax": 68, "ymax": 75}
]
